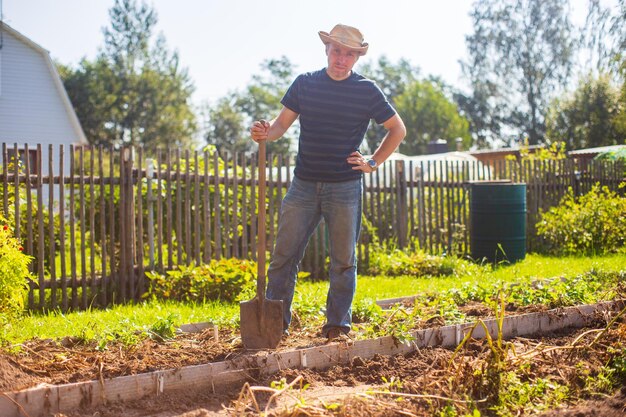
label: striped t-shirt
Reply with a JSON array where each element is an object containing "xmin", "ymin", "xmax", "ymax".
[{"xmin": 281, "ymin": 69, "xmax": 396, "ymax": 183}]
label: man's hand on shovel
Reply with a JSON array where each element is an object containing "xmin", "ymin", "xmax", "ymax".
[{"xmin": 250, "ymin": 119, "xmax": 270, "ymax": 143}]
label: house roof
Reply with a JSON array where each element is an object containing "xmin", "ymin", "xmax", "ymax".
[
  {"xmin": 567, "ymin": 144, "xmax": 626, "ymax": 156},
  {"xmin": 469, "ymin": 144, "xmax": 545, "ymax": 156},
  {"xmin": 1, "ymin": 22, "xmax": 88, "ymax": 144}
]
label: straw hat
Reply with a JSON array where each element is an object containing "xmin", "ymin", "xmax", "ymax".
[{"xmin": 318, "ymin": 24, "xmax": 369, "ymax": 55}]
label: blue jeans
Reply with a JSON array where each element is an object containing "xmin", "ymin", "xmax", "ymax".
[{"xmin": 266, "ymin": 176, "xmax": 362, "ymax": 336}]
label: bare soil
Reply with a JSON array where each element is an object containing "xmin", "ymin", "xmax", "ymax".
[{"xmin": 2, "ymin": 307, "xmax": 625, "ymax": 416}]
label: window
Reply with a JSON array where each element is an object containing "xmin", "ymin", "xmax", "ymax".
[{"xmin": 6, "ymin": 147, "xmax": 41, "ymax": 176}]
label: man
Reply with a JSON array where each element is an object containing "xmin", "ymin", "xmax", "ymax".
[{"xmin": 250, "ymin": 24, "xmax": 406, "ymax": 341}]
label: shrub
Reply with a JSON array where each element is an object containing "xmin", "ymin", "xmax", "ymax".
[
  {"xmin": 0, "ymin": 217, "xmax": 32, "ymax": 320},
  {"xmin": 363, "ymin": 239, "xmax": 481, "ymax": 277},
  {"xmin": 145, "ymin": 258, "xmax": 256, "ymax": 302},
  {"xmin": 536, "ymin": 183, "xmax": 626, "ymax": 255}
]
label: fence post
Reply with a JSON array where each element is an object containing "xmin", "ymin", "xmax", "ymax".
[
  {"xmin": 146, "ymin": 158, "xmax": 155, "ymax": 271},
  {"xmin": 395, "ymin": 160, "xmax": 408, "ymax": 249}
]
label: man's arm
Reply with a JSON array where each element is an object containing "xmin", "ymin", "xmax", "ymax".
[
  {"xmin": 250, "ymin": 107, "xmax": 299, "ymax": 142},
  {"xmin": 348, "ymin": 114, "xmax": 406, "ymax": 172},
  {"xmin": 370, "ymin": 114, "xmax": 407, "ymax": 165}
]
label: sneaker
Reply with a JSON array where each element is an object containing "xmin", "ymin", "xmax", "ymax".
[{"xmin": 282, "ymin": 329, "xmax": 290, "ymax": 338}]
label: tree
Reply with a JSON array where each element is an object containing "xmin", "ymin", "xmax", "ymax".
[
  {"xmin": 462, "ymin": 0, "xmax": 577, "ymax": 146},
  {"xmin": 57, "ymin": 58, "xmax": 118, "ymax": 146},
  {"xmin": 201, "ymin": 57, "xmax": 296, "ymax": 158},
  {"xmin": 359, "ymin": 56, "xmax": 420, "ymax": 153},
  {"xmin": 546, "ymin": 73, "xmax": 624, "ymax": 149},
  {"xmin": 202, "ymin": 94, "xmax": 247, "ymax": 156},
  {"xmin": 610, "ymin": 0, "xmax": 626, "ymax": 136},
  {"xmin": 394, "ymin": 80, "xmax": 471, "ymax": 155},
  {"xmin": 61, "ymin": 0, "xmax": 197, "ymax": 152}
]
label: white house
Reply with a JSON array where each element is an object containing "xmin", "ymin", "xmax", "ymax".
[{"xmin": 0, "ymin": 22, "xmax": 87, "ymax": 175}]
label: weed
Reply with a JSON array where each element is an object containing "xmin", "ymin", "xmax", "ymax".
[
  {"xmin": 381, "ymin": 376, "xmax": 404, "ymax": 391},
  {"xmin": 146, "ymin": 312, "xmax": 179, "ymax": 342},
  {"xmin": 362, "ymin": 238, "xmax": 479, "ymax": 278},
  {"xmin": 494, "ymin": 373, "xmax": 570, "ymax": 416},
  {"xmin": 437, "ymin": 406, "xmax": 482, "ymax": 417},
  {"xmin": 352, "ymin": 298, "xmax": 383, "ymax": 324}
]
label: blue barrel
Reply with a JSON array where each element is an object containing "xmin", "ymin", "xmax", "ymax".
[{"xmin": 470, "ymin": 182, "xmax": 527, "ymax": 263}]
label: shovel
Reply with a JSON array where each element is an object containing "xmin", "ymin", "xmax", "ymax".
[{"xmin": 240, "ymin": 136, "xmax": 284, "ymax": 349}]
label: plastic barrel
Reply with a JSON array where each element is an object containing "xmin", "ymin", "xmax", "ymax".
[{"xmin": 470, "ymin": 182, "xmax": 527, "ymax": 263}]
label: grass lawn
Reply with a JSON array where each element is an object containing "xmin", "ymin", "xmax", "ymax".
[
  {"xmin": 2, "ymin": 253, "xmax": 624, "ymax": 345},
  {"xmin": 356, "ymin": 252, "xmax": 625, "ymax": 301}
]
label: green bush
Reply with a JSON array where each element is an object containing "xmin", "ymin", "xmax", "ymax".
[
  {"xmin": 536, "ymin": 184, "xmax": 626, "ymax": 255},
  {"xmin": 145, "ymin": 258, "xmax": 256, "ymax": 302},
  {"xmin": 363, "ymin": 240, "xmax": 480, "ymax": 277},
  {"xmin": 0, "ymin": 217, "xmax": 32, "ymax": 320}
]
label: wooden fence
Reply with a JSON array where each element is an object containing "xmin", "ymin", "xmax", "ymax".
[{"xmin": 1, "ymin": 143, "xmax": 624, "ymax": 311}]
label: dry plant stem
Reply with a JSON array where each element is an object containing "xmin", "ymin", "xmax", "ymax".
[
  {"xmin": 343, "ymin": 394, "xmax": 421, "ymax": 417},
  {"xmin": 364, "ymin": 390, "xmax": 486, "ymax": 404},
  {"xmin": 570, "ymin": 328, "xmax": 604, "ymax": 347},
  {"xmin": 232, "ymin": 382, "xmax": 260, "ymax": 415},
  {"xmin": 588, "ymin": 304, "xmax": 626, "ymax": 349},
  {"xmin": 264, "ymin": 376, "xmax": 305, "ymax": 415},
  {"xmin": 231, "ymin": 376, "xmax": 306, "ymax": 415},
  {"xmin": 16, "ymin": 343, "xmax": 48, "ymax": 361},
  {"xmin": 384, "ymin": 306, "xmax": 410, "ymax": 326}
]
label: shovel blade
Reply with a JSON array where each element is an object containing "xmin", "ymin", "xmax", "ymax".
[{"xmin": 240, "ymin": 297, "xmax": 284, "ymax": 349}]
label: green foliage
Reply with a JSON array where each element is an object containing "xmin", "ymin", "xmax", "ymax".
[
  {"xmin": 363, "ymin": 240, "xmax": 481, "ymax": 278},
  {"xmin": 352, "ymin": 298, "xmax": 383, "ymax": 324},
  {"xmin": 546, "ymin": 73, "xmax": 625, "ymax": 149},
  {"xmin": 507, "ymin": 272, "xmax": 610, "ymax": 309},
  {"xmin": 444, "ymin": 270, "xmax": 621, "ymax": 313},
  {"xmin": 93, "ymin": 318, "xmax": 142, "ymax": 351},
  {"xmin": 146, "ymin": 312, "xmax": 179, "ymax": 342},
  {"xmin": 508, "ymin": 140, "xmax": 567, "ymax": 161},
  {"xmin": 494, "ymin": 373, "xmax": 570, "ymax": 416},
  {"xmin": 359, "ymin": 56, "xmax": 421, "ymax": 153},
  {"xmin": 202, "ymin": 95, "xmax": 248, "ymax": 155},
  {"xmin": 462, "ymin": 0, "xmax": 577, "ymax": 146},
  {"xmin": 606, "ymin": 347, "xmax": 626, "ymax": 384},
  {"xmin": 60, "ymin": 0, "xmax": 197, "ymax": 152},
  {"xmin": 595, "ymin": 147, "xmax": 626, "ymax": 163},
  {"xmin": 0, "ymin": 217, "xmax": 33, "ymax": 321},
  {"xmin": 145, "ymin": 258, "xmax": 256, "ymax": 303},
  {"xmin": 201, "ymin": 56, "xmax": 296, "ymax": 158},
  {"xmin": 363, "ymin": 304, "xmax": 418, "ymax": 344},
  {"xmin": 289, "ymin": 285, "xmax": 327, "ymax": 331},
  {"xmin": 395, "ymin": 79, "xmax": 472, "ymax": 155},
  {"xmin": 536, "ymin": 184, "xmax": 626, "ymax": 255}
]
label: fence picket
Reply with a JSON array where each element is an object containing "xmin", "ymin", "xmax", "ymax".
[
  {"xmin": 36, "ymin": 143, "xmax": 45, "ymax": 309},
  {"xmin": 24, "ymin": 144, "xmax": 35, "ymax": 309},
  {"xmin": 98, "ymin": 147, "xmax": 107, "ymax": 306},
  {"xmin": 48, "ymin": 145, "xmax": 57, "ymax": 309},
  {"xmin": 89, "ymin": 146, "xmax": 96, "ymax": 306},
  {"xmin": 194, "ymin": 151, "xmax": 201, "ymax": 265}
]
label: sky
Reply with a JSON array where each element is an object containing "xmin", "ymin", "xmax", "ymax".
[{"xmin": 1, "ymin": 0, "xmax": 603, "ymax": 108}]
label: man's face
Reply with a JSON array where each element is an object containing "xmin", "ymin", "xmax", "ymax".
[{"xmin": 325, "ymin": 42, "xmax": 360, "ymax": 81}]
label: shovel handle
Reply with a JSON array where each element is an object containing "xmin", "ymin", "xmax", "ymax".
[{"xmin": 257, "ymin": 139, "xmax": 267, "ymax": 300}]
